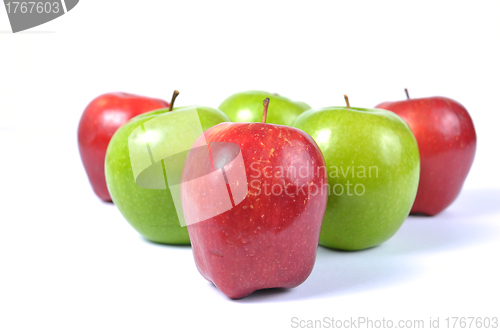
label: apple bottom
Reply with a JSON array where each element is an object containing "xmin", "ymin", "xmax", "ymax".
[
  {"xmin": 87, "ymin": 152, "xmax": 112, "ymax": 202},
  {"xmin": 79, "ymin": 139, "xmax": 113, "ymax": 202},
  {"xmin": 187, "ymin": 211, "xmax": 321, "ymax": 299},
  {"xmin": 410, "ymin": 148, "xmax": 475, "ymax": 216}
]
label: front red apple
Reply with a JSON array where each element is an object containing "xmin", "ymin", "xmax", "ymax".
[
  {"xmin": 181, "ymin": 103, "xmax": 327, "ymax": 299},
  {"xmin": 376, "ymin": 94, "xmax": 476, "ymax": 215}
]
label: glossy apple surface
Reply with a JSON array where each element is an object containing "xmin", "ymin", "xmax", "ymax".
[
  {"xmin": 293, "ymin": 106, "xmax": 420, "ymax": 251},
  {"xmin": 218, "ymin": 90, "xmax": 308, "ymax": 125},
  {"xmin": 376, "ymin": 96, "xmax": 476, "ymax": 215},
  {"xmin": 182, "ymin": 121, "xmax": 327, "ymax": 299},
  {"xmin": 78, "ymin": 92, "xmax": 169, "ymax": 201},
  {"xmin": 105, "ymin": 106, "xmax": 230, "ymax": 244}
]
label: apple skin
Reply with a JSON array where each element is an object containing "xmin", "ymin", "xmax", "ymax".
[
  {"xmin": 78, "ymin": 92, "xmax": 169, "ymax": 202},
  {"xmin": 375, "ymin": 97, "xmax": 476, "ymax": 216},
  {"xmin": 104, "ymin": 106, "xmax": 230, "ymax": 244},
  {"xmin": 182, "ymin": 122, "xmax": 327, "ymax": 299},
  {"xmin": 218, "ymin": 91, "xmax": 308, "ymax": 126},
  {"xmin": 293, "ymin": 107, "xmax": 420, "ymax": 251},
  {"xmin": 295, "ymin": 100, "xmax": 312, "ymax": 112}
]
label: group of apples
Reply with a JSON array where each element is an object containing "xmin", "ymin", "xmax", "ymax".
[{"xmin": 78, "ymin": 89, "xmax": 476, "ymax": 299}]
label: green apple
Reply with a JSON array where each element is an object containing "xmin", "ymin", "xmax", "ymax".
[
  {"xmin": 218, "ymin": 90, "xmax": 309, "ymax": 125},
  {"xmin": 292, "ymin": 97, "xmax": 420, "ymax": 250},
  {"xmin": 294, "ymin": 100, "xmax": 312, "ymax": 112},
  {"xmin": 105, "ymin": 96, "xmax": 230, "ymax": 244}
]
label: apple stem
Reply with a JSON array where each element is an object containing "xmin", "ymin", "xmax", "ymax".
[
  {"xmin": 405, "ymin": 88, "xmax": 410, "ymax": 100},
  {"xmin": 344, "ymin": 95, "xmax": 351, "ymax": 108},
  {"xmin": 262, "ymin": 98, "xmax": 270, "ymax": 123},
  {"xmin": 168, "ymin": 90, "xmax": 180, "ymax": 112}
]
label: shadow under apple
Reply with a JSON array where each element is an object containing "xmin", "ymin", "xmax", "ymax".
[
  {"xmin": 388, "ymin": 188, "xmax": 500, "ymax": 255},
  {"xmin": 237, "ymin": 244, "xmax": 417, "ymax": 303},
  {"xmin": 140, "ymin": 237, "xmax": 191, "ymax": 249},
  {"xmin": 236, "ymin": 188, "xmax": 499, "ymax": 302}
]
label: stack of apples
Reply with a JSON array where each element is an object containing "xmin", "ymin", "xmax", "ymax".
[{"xmin": 78, "ymin": 88, "xmax": 476, "ymax": 299}]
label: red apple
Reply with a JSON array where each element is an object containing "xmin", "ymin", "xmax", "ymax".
[
  {"xmin": 181, "ymin": 99, "xmax": 327, "ymax": 299},
  {"xmin": 375, "ymin": 90, "xmax": 476, "ymax": 215},
  {"xmin": 78, "ymin": 92, "xmax": 169, "ymax": 201}
]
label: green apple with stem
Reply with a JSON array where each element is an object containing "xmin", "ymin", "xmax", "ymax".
[
  {"xmin": 219, "ymin": 90, "xmax": 309, "ymax": 125},
  {"xmin": 293, "ymin": 95, "xmax": 420, "ymax": 250},
  {"xmin": 105, "ymin": 91, "xmax": 231, "ymax": 244}
]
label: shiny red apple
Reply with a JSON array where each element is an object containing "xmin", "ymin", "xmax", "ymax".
[
  {"xmin": 375, "ymin": 90, "xmax": 476, "ymax": 215},
  {"xmin": 181, "ymin": 99, "xmax": 327, "ymax": 299},
  {"xmin": 78, "ymin": 92, "xmax": 169, "ymax": 201}
]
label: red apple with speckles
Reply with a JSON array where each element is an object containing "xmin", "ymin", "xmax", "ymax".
[
  {"xmin": 181, "ymin": 99, "xmax": 327, "ymax": 299},
  {"xmin": 78, "ymin": 92, "xmax": 169, "ymax": 201},
  {"xmin": 375, "ymin": 90, "xmax": 476, "ymax": 216}
]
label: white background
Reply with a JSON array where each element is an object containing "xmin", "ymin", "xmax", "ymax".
[{"xmin": 1, "ymin": 1, "xmax": 499, "ymax": 331}]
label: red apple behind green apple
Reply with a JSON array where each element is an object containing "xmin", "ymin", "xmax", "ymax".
[
  {"xmin": 78, "ymin": 92, "xmax": 169, "ymax": 201},
  {"xmin": 375, "ymin": 89, "xmax": 476, "ymax": 215}
]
